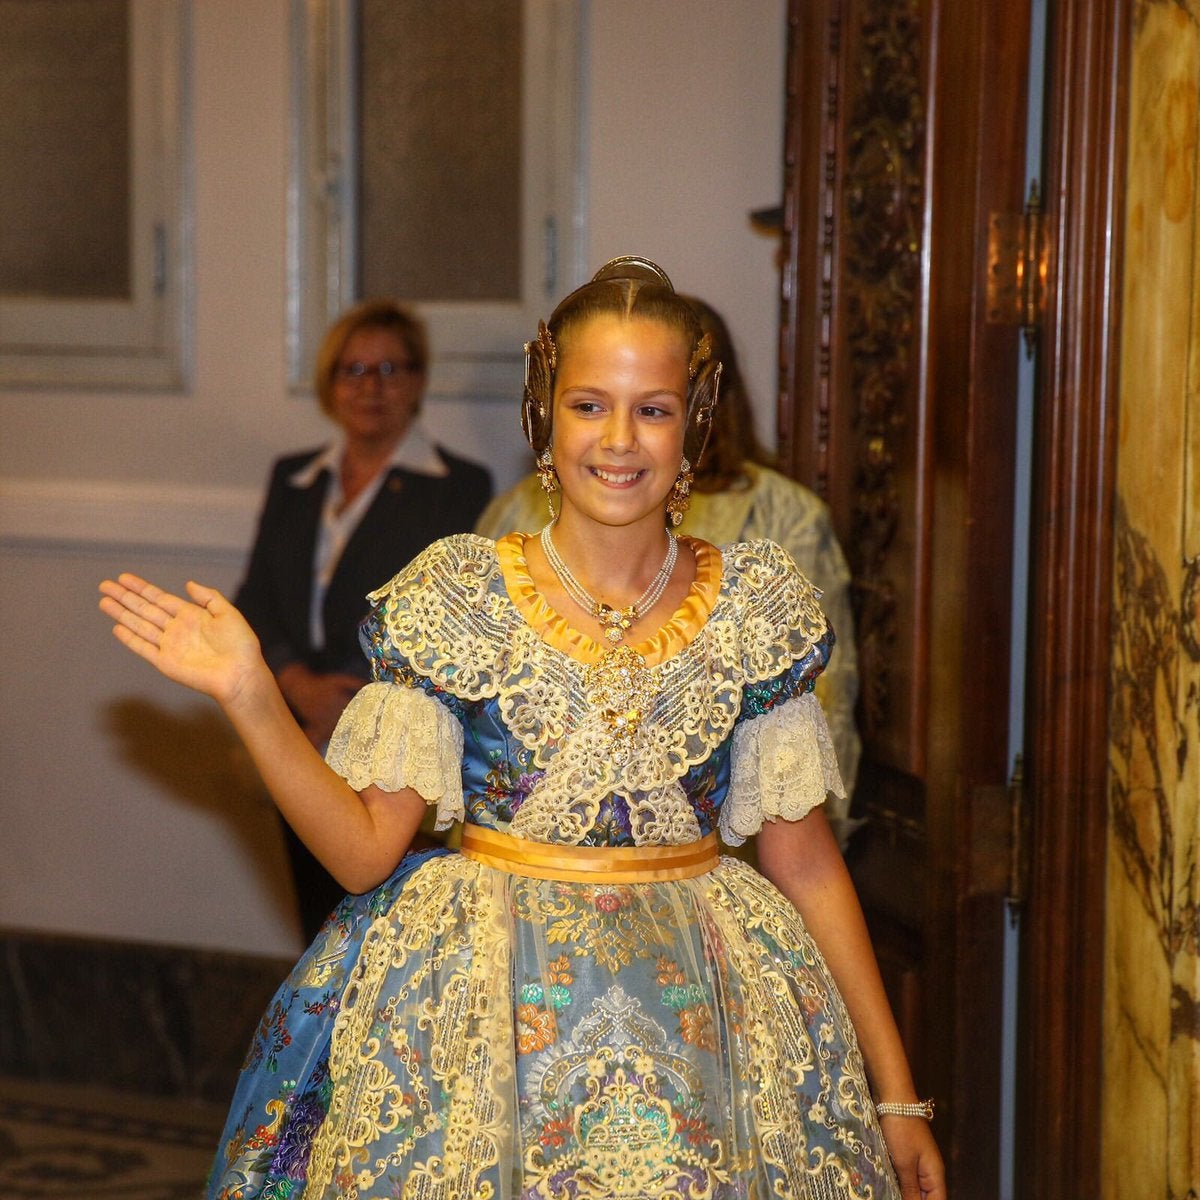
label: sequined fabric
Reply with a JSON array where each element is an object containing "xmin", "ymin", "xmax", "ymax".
[{"xmin": 206, "ymin": 534, "xmax": 898, "ymax": 1200}]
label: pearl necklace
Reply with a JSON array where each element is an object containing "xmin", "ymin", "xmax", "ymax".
[{"xmin": 540, "ymin": 522, "xmax": 678, "ymax": 644}]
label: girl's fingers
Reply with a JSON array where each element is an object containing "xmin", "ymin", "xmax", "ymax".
[
  {"xmin": 100, "ymin": 574, "xmax": 194, "ymax": 625},
  {"xmin": 97, "ymin": 587, "xmax": 166, "ymax": 640},
  {"xmin": 184, "ymin": 579, "xmax": 226, "ymax": 612},
  {"xmin": 99, "ymin": 576, "xmax": 168, "ymax": 626},
  {"xmin": 117, "ymin": 572, "xmax": 188, "ymax": 618},
  {"xmin": 109, "ymin": 618, "xmax": 163, "ymax": 664},
  {"xmin": 98, "ymin": 594, "xmax": 165, "ymax": 647}
]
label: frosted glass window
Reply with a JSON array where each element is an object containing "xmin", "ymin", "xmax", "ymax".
[
  {"xmin": 358, "ymin": 0, "xmax": 521, "ymax": 302},
  {"xmin": 0, "ymin": 0, "xmax": 131, "ymax": 299},
  {"xmin": 289, "ymin": 0, "xmax": 582, "ymax": 400},
  {"xmin": 0, "ymin": 0, "xmax": 188, "ymax": 390}
]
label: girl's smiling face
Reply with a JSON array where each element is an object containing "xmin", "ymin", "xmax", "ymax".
[{"xmin": 550, "ymin": 313, "xmax": 690, "ymax": 531}]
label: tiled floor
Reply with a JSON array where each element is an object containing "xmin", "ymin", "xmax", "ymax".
[{"xmin": 0, "ymin": 1075, "xmax": 227, "ymax": 1200}]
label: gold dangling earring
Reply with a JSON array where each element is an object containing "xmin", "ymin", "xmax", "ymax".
[
  {"xmin": 537, "ymin": 449, "xmax": 559, "ymax": 519},
  {"xmin": 666, "ymin": 457, "xmax": 693, "ymax": 528}
]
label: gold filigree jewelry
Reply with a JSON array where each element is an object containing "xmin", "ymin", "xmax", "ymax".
[
  {"xmin": 666, "ymin": 457, "xmax": 694, "ymax": 528},
  {"xmin": 536, "ymin": 450, "xmax": 559, "ymax": 519},
  {"xmin": 683, "ymin": 359, "xmax": 722, "ymax": 466},
  {"xmin": 583, "ymin": 644, "xmax": 655, "ymax": 750},
  {"xmin": 534, "ymin": 320, "xmax": 557, "ymax": 371},
  {"xmin": 688, "ymin": 331, "xmax": 713, "ymax": 380},
  {"xmin": 541, "ymin": 522, "xmax": 677, "ymax": 645},
  {"xmin": 522, "ymin": 321, "xmax": 556, "ymax": 454}
]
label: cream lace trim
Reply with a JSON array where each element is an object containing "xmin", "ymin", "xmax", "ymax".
[
  {"xmin": 361, "ymin": 534, "xmax": 834, "ymax": 846},
  {"xmin": 325, "ymin": 681, "xmax": 465, "ymax": 829},
  {"xmin": 303, "ymin": 856, "xmax": 517, "ymax": 1196},
  {"xmin": 508, "ymin": 708, "xmax": 702, "ymax": 844},
  {"xmin": 720, "ymin": 692, "xmax": 845, "ymax": 846}
]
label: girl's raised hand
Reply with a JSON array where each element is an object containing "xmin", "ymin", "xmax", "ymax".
[{"xmin": 98, "ymin": 573, "xmax": 268, "ymax": 708}]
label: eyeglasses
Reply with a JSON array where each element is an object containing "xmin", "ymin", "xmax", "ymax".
[{"xmin": 334, "ymin": 360, "xmax": 419, "ymax": 383}]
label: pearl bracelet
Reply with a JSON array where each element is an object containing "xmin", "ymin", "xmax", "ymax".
[{"xmin": 876, "ymin": 1099, "xmax": 935, "ymax": 1121}]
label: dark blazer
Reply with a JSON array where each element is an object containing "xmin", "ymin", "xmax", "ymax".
[{"xmin": 235, "ymin": 445, "xmax": 493, "ymax": 679}]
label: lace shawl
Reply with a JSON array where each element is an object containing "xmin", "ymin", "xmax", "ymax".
[
  {"xmin": 473, "ymin": 466, "xmax": 862, "ymax": 802},
  {"xmin": 348, "ymin": 533, "xmax": 843, "ymax": 845}
]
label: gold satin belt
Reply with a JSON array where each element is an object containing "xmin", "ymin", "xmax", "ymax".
[{"xmin": 460, "ymin": 825, "xmax": 719, "ymax": 883}]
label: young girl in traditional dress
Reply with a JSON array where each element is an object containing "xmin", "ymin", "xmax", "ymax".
[{"xmin": 100, "ymin": 257, "xmax": 946, "ymax": 1200}]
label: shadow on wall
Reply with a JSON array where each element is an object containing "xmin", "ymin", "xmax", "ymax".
[{"xmin": 101, "ymin": 697, "xmax": 297, "ymax": 936}]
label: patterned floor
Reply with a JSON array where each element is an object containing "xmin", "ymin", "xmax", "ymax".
[{"xmin": 0, "ymin": 1076, "xmax": 226, "ymax": 1200}]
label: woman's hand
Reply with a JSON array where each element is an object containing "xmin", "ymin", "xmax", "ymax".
[
  {"xmin": 881, "ymin": 1115, "xmax": 947, "ymax": 1199},
  {"xmin": 99, "ymin": 573, "xmax": 270, "ymax": 709}
]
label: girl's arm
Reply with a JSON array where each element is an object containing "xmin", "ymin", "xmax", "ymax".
[
  {"xmin": 756, "ymin": 806, "xmax": 947, "ymax": 1200},
  {"xmin": 99, "ymin": 572, "xmax": 426, "ymax": 892}
]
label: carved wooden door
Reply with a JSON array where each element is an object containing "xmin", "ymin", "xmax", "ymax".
[{"xmin": 776, "ymin": 2, "xmax": 1035, "ymax": 1192}]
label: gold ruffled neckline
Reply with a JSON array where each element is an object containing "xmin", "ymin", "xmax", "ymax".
[{"xmin": 495, "ymin": 531, "xmax": 723, "ymax": 668}]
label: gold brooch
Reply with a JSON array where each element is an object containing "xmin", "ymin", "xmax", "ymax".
[{"xmin": 583, "ymin": 646, "xmax": 655, "ymax": 749}]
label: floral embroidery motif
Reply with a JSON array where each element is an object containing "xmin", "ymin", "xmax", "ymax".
[
  {"xmin": 243, "ymin": 997, "xmax": 294, "ymax": 1074},
  {"xmin": 521, "ymin": 986, "xmax": 732, "ymax": 1200},
  {"xmin": 514, "ymin": 879, "xmax": 680, "ymax": 974},
  {"xmin": 468, "ymin": 749, "xmax": 543, "ymax": 825},
  {"xmin": 658, "ymin": 957, "xmax": 718, "ymax": 1051},
  {"xmin": 517, "ymin": 1003, "xmax": 559, "ymax": 1055}
]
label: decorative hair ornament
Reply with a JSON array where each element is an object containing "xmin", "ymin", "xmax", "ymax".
[
  {"xmin": 688, "ymin": 332, "xmax": 713, "ymax": 380},
  {"xmin": 533, "ymin": 320, "xmax": 557, "ymax": 371},
  {"xmin": 683, "ymin": 360, "xmax": 722, "ymax": 467},
  {"xmin": 521, "ymin": 321, "xmax": 556, "ymax": 455},
  {"xmin": 588, "ymin": 254, "xmax": 675, "ymax": 289}
]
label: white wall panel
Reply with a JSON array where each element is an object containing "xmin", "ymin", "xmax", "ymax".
[{"xmin": 0, "ymin": 0, "xmax": 787, "ymax": 953}]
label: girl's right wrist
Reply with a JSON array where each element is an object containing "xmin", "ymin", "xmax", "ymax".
[{"xmin": 223, "ymin": 660, "xmax": 285, "ymax": 722}]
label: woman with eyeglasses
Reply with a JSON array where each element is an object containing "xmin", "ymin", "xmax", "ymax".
[{"xmin": 234, "ymin": 299, "xmax": 492, "ymax": 939}]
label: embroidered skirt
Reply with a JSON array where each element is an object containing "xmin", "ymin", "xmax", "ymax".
[{"xmin": 206, "ymin": 844, "xmax": 899, "ymax": 1200}]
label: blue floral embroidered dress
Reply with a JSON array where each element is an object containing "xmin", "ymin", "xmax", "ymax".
[{"xmin": 207, "ymin": 533, "xmax": 901, "ymax": 1200}]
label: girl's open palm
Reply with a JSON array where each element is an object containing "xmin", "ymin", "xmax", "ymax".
[{"xmin": 98, "ymin": 573, "xmax": 267, "ymax": 707}]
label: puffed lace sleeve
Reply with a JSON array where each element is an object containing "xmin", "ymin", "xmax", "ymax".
[
  {"xmin": 718, "ymin": 539, "xmax": 846, "ymax": 846},
  {"xmin": 721, "ymin": 691, "xmax": 845, "ymax": 845},
  {"xmin": 325, "ymin": 682, "xmax": 465, "ymax": 828},
  {"xmin": 739, "ymin": 468, "xmax": 860, "ymax": 800},
  {"xmin": 320, "ymin": 536, "xmax": 495, "ymax": 829}
]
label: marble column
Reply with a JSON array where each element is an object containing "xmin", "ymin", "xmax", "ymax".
[{"xmin": 1104, "ymin": 3, "xmax": 1200, "ymax": 1197}]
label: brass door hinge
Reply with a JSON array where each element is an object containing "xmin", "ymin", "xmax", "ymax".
[
  {"xmin": 966, "ymin": 754, "xmax": 1029, "ymax": 920},
  {"xmin": 987, "ymin": 181, "xmax": 1048, "ymax": 357}
]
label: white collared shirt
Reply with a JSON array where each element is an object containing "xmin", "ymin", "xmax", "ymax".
[{"xmin": 289, "ymin": 425, "xmax": 449, "ymax": 649}]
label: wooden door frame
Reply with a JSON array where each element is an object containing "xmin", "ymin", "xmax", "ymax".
[
  {"xmin": 1018, "ymin": 1, "xmax": 1128, "ymax": 1195},
  {"xmin": 776, "ymin": 1, "xmax": 1031, "ymax": 1190},
  {"xmin": 775, "ymin": 0, "xmax": 1129, "ymax": 1193}
]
